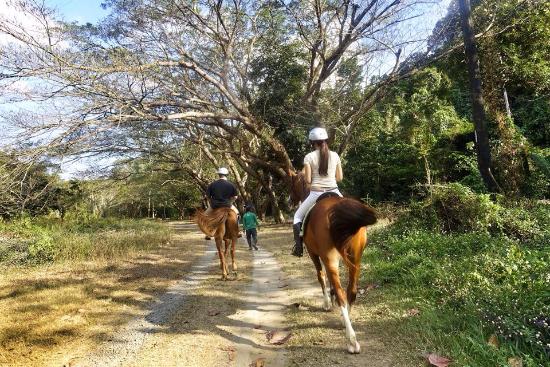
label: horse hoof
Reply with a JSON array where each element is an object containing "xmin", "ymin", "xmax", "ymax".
[{"xmin": 347, "ymin": 341, "xmax": 361, "ymax": 354}]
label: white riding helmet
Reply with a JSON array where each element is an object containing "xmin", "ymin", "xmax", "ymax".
[
  {"xmin": 217, "ymin": 167, "xmax": 229, "ymax": 175},
  {"xmin": 308, "ymin": 127, "xmax": 328, "ymax": 141}
]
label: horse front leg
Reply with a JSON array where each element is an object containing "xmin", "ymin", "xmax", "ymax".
[
  {"xmin": 326, "ymin": 261, "xmax": 361, "ymax": 354},
  {"xmin": 310, "ymin": 254, "xmax": 331, "ymax": 311},
  {"xmin": 215, "ymin": 237, "xmax": 228, "ymax": 280}
]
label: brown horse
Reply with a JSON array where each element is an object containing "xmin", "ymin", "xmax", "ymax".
[
  {"xmin": 290, "ymin": 171, "xmax": 377, "ymax": 353},
  {"xmin": 195, "ymin": 208, "xmax": 239, "ymax": 280}
]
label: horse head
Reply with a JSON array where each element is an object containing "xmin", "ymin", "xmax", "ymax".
[{"xmin": 288, "ymin": 169, "xmax": 310, "ymax": 207}]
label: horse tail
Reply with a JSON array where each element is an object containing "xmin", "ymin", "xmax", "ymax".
[{"xmin": 329, "ymin": 198, "xmax": 377, "ymax": 266}]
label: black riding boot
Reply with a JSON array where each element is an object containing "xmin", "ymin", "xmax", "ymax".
[{"xmin": 291, "ymin": 222, "xmax": 303, "ymax": 257}]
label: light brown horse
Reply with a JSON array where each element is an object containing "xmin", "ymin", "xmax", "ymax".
[
  {"xmin": 289, "ymin": 171, "xmax": 377, "ymax": 354},
  {"xmin": 195, "ymin": 208, "xmax": 239, "ymax": 280}
]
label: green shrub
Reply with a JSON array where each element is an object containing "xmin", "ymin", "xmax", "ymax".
[
  {"xmin": 404, "ymin": 183, "xmax": 549, "ymax": 244},
  {"xmin": 27, "ymin": 231, "xmax": 56, "ymax": 263},
  {"xmin": 365, "ymin": 198, "xmax": 550, "ymax": 365},
  {"xmin": 411, "ymin": 183, "xmax": 501, "ymax": 233}
]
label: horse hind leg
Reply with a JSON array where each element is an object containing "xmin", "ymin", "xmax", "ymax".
[
  {"xmin": 215, "ymin": 237, "xmax": 229, "ymax": 281},
  {"xmin": 346, "ymin": 251, "xmax": 362, "ymax": 312},
  {"xmin": 224, "ymin": 239, "xmax": 230, "ymax": 257},
  {"xmin": 326, "ymin": 261, "xmax": 361, "ymax": 354},
  {"xmin": 230, "ymin": 238, "xmax": 237, "ymax": 275},
  {"xmin": 311, "ymin": 255, "xmax": 331, "ymax": 311},
  {"xmin": 347, "ymin": 230, "xmax": 367, "ymax": 311}
]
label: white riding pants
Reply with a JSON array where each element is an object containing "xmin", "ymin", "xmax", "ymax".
[{"xmin": 293, "ymin": 189, "xmax": 342, "ymax": 224}]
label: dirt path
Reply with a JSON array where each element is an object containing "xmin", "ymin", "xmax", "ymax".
[
  {"xmin": 71, "ymin": 222, "xmax": 292, "ymax": 367},
  {"xmin": 65, "ymin": 222, "xmax": 402, "ymax": 367}
]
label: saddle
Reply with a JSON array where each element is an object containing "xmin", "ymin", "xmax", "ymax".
[
  {"xmin": 300, "ymin": 192, "xmax": 340, "ymax": 236},
  {"xmin": 195, "ymin": 208, "xmax": 231, "ymax": 236}
]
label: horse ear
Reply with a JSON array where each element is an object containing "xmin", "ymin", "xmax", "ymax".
[{"xmin": 286, "ymin": 167, "xmax": 296, "ymax": 177}]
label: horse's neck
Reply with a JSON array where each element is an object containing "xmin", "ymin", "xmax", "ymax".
[
  {"xmin": 300, "ymin": 176, "xmax": 310, "ymax": 201},
  {"xmin": 300, "ymin": 186, "xmax": 309, "ymax": 201}
]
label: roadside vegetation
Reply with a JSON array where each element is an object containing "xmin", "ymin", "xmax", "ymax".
[
  {"xmin": 364, "ymin": 184, "xmax": 549, "ymax": 366},
  {"xmin": 0, "ymin": 215, "xmax": 171, "ymax": 266}
]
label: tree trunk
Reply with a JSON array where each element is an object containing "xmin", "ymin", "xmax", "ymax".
[
  {"xmin": 263, "ymin": 174, "xmax": 285, "ymax": 223},
  {"xmin": 148, "ymin": 190, "xmax": 152, "ymax": 218},
  {"xmin": 423, "ymin": 155, "xmax": 433, "ymax": 196},
  {"xmin": 458, "ymin": 0, "xmax": 501, "ymax": 193},
  {"xmin": 503, "ymin": 87, "xmax": 512, "ymax": 118}
]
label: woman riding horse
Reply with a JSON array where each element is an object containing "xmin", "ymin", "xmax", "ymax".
[
  {"xmin": 292, "ymin": 127, "xmax": 343, "ymax": 257},
  {"xmin": 289, "ymin": 127, "xmax": 377, "ymax": 353}
]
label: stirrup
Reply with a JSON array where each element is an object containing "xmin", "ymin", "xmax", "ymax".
[{"xmin": 291, "ymin": 245, "xmax": 303, "ymax": 257}]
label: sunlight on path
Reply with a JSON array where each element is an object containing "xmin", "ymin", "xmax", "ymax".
[
  {"xmin": 230, "ymin": 249, "xmax": 289, "ymax": 367},
  {"xmin": 74, "ymin": 224, "xmax": 217, "ymax": 366},
  {"xmin": 72, "ymin": 222, "xmax": 292, "ymax": 367}
]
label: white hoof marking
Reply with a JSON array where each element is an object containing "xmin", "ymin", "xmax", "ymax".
[{"xmin": 347, "ymin": 341, "xmax": 361, "ymax": 354}]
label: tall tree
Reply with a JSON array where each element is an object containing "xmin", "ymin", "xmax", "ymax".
[
  {"xmin": 0, "ymin": 0, "xmax": 444, "ymax": 218},
  {"xmin": 458, "ymin": 0, "xmax": 500, "ymax": 192}
]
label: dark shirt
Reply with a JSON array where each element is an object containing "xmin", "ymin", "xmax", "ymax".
[{"xmin": 207, "ymin": 179, "xmax": 238, "ymax": 208}]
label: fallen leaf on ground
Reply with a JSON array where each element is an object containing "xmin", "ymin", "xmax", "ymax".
[
  {"xmin": 220, "ymin": 346, "xmax": 236, "ymax": 362},
  {"xmin": 249, "ymin": 358, "xmax": 265, "ymax": 367},
  {"xmin": 287, "ymin": 302, "xmax": 309, "ymax": 311},
  {"xmin": 266, "ymin": 329, "xmax": 292, "ymax": 345},
  {"xmin": 365, "ymin": 283, "xmax": 380, "ymax": 291},
  {"xmin": 404, "ymin": 308, "xmax": 420, "ymax": 317},
  {"xmin": 487, "ymin": 334, "xmax": 499, "ymax": 348},
  {"xmin": 508, "ymin": 357, "xmax": 523, "ymax": 367},
  {"xmin": 427, "ymin": 353, "xmax": 451, "ymax": 367},
  {"xmin": 358, "ymin": 289, "xmax": 365, "ymax": 295},
  {"xmin": 208, "ymin": 310, "xmax": 220, "ymax": 316}
]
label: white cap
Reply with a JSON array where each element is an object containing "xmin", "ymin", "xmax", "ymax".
[
  {"xmin": 217, "ymin": 167, "xmax": 229, "ymax": 175},
  {"xmin": 308, "ymin": 127, "xmax": 328, "ymax": 141}
]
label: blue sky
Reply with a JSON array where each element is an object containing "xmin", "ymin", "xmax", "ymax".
[{"xmin": 46, "ymin": 0, "xmax": 107, "ymax": 23}]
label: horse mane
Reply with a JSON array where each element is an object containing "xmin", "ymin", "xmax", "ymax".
[
  {"xmin": 195, "ymin": 208, "xmax": 231, "ymax": 236},
  {"xmin": 328, "ymin": 198, "xmax": 377, "ymax": 257},
  {"xmin": 290, "ymin": 170, "xmax": 310, "ymax": 205}
]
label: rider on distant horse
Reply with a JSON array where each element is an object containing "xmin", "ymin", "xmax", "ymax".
[
  {"xmin": 292, "ymin": 127, "xmax": 344, "ymax": 257},
  {"xmin": 205, "ymin": 167, "xmax": 240, "ymax": 214},
  {"xmin": 204, "ymin": 167, "xmax": 240, "ymax": 236}
]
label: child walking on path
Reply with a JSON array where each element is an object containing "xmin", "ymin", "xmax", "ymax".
[{"xmin": 241, "ymin": 205, "xmax": 259, "ymax": 250}]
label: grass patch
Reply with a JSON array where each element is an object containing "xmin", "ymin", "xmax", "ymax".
[
  {"xmin": 0, "ymin": 216, "xmax": 171, "ymax": 265},
  {"xmin": 363, "ymin": 196, "xmax": 550, "ymax": 366},
  {"xmin": 0, "ymin": 222, "xmax": 202, "ymax": 367}
]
